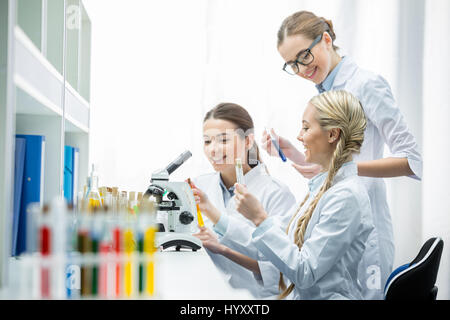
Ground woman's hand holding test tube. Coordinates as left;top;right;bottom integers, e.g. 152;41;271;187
187;178;205;227
261;128;322;179
193;226;225;254
261;128;298;161
188;181;222;225
234;183;268;227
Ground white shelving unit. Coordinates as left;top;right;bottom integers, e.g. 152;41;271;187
0;0;92;289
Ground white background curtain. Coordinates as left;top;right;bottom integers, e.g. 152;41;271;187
84;0;450;299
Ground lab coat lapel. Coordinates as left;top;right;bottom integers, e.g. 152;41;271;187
208;172;227;214
332;56;358;90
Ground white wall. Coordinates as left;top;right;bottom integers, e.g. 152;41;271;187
83;0;449;299
386;0;424;275
422;0;450;300
84;0;208;191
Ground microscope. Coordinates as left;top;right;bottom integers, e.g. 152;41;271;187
144;151;202;251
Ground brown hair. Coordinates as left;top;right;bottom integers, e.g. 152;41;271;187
277;10;339;51
204;102;262;167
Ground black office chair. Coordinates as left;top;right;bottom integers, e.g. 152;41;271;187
384;237;444;300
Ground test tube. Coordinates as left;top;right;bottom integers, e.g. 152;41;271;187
187;178;204;228
141;200;156;296
77;202;92;298
113;216;122;298
91;207;102;297
144;224;156;296
39;205;51;299
129;191;137;214
123;228;134;297
98;206;111;298
50;198;68;299
265;127;287;162
235;158;245;185
137;192;143;207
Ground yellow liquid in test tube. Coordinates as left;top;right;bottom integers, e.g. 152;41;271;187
124;229;134;297
144;227;156;295
187;178;205;228
235;158;245;185
196;205;204;227
89;198;101;208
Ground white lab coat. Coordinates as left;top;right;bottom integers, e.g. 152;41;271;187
251;162;374;300
192;162;296;298
326;57;423;299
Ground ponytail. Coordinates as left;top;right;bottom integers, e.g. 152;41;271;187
277;11;339;51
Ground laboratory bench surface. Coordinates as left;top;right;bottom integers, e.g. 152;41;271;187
156;249;254;299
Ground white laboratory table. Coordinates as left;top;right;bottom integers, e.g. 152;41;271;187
155;248;254;300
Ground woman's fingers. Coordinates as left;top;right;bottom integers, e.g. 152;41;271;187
261;130;275;155
193;232;209;241
270;128;279;139
234;182;247;194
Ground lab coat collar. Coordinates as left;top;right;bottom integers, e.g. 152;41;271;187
308;161;357;193
316;56;347;93
208;172;229;214
244;161;267;185
308;171;327;194
331;56;358;89
219;175;235;194
333;161;358;184
218;160;266;189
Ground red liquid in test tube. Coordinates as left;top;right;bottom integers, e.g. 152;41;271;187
99;242;110;297
40;225;51;298
113;228;121;297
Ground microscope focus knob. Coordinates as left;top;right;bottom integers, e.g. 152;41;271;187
145;185;164;196
167;192;178;200
179;211;194;225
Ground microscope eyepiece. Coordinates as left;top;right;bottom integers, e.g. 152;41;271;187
165;150;192;175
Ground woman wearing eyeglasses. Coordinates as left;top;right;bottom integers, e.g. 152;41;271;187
262;11;422;299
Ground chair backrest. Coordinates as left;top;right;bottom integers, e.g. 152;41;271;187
384;237;444;300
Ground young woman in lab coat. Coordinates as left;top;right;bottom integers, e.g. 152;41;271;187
197;90;374;299
261;11;423;299
190;102;296;298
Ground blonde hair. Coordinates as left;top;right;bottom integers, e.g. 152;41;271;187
277;10;339;51
278;90;366;299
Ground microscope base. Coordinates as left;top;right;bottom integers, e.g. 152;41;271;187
156;232;202;251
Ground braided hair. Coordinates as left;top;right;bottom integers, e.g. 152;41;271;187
278;90;367;299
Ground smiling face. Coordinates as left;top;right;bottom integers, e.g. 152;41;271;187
297;103;338;168
203;118;249;174
278;32;335;85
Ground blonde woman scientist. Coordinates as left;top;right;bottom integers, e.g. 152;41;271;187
262;11;423;299
190;102;296;298
197;90;374;299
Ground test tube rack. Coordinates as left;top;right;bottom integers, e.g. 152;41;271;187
10;194;158;300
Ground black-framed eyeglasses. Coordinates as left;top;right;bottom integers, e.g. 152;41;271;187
282;34;323;75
